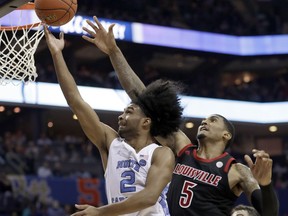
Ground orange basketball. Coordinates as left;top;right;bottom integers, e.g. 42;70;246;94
34;0;77;26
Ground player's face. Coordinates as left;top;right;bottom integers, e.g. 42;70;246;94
197;115;227;142
117;103;146;138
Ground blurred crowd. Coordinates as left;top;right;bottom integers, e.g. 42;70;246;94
0;130;103;178
77;0;287;36
36;60;288;102
185;69;288;102
0;130;102;216
33;0;288;103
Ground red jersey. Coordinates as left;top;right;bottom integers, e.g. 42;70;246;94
167;144;238;216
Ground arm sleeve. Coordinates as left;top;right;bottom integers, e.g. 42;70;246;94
251;189;263;215
261;183;279;216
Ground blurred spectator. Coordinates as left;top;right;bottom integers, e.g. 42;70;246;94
82;143;98;164
44;148;60;163
37;162;53;178
0;172;19;214
25;141;39;159
22;201;43;216
0;142;6;165
0;172;13;204
47;200;65;216
68;150;81;163
36;133;52;147
24;141;39;174
52;162;65;177
5;146;28;174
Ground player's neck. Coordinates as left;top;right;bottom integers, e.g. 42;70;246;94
197;142;225;159
125;135;154;153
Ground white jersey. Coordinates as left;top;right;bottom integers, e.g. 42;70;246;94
105;137;170;216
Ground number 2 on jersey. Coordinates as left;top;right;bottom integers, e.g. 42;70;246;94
120;170;136;193
179;180;197;208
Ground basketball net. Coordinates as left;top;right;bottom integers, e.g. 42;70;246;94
0;3;44;85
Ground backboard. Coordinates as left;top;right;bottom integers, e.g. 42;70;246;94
0;0;30;18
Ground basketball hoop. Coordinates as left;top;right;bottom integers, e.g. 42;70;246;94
0;2;44;85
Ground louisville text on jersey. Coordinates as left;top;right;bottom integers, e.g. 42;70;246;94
173;163;222;186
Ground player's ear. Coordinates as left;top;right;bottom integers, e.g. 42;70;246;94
223;131;232;141
142;117;152;129
143;117;152;127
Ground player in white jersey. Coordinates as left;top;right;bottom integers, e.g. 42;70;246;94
105;138;170;215
44;25;183;216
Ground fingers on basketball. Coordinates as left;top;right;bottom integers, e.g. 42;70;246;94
35;0;78;26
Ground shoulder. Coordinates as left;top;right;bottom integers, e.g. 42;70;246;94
162;145;175;152
109;137;124;147
152;146;175;165
229;162;256;184
154;146;175;157
232;163;250;172
230;163;250;176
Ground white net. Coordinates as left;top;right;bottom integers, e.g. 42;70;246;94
0;23;44;85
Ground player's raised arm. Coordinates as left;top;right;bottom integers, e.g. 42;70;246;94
229;163;263;215
44;26;116;158
82;16;145;101
82;16;192;153
245;149;279;216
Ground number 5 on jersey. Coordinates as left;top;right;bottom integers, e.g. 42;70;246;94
179;180;197;208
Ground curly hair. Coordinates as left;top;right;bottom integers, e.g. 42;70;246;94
132;79;183;137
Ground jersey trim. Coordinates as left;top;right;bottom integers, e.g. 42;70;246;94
224;157;236;173
177;144;195;157
193;149;229;162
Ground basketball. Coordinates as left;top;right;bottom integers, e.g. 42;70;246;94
34;0;78;26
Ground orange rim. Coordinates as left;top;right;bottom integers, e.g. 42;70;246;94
17;2;35;10
0;22;42;31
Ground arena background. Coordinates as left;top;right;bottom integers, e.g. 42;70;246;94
0;0;288;215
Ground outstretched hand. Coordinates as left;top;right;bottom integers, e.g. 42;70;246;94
44;25;65;55
244;149;273;186
82;16;117;55
71;204;100;216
